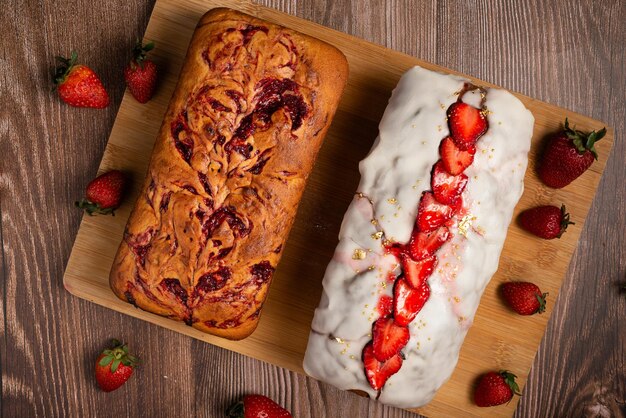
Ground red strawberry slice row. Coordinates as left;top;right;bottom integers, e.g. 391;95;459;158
408;226;451;260
440;136;476;176
363;342;403;391
371;317;410;362
431;160;468;206
417;191;458;232
401;255;437;288
447;101;488;150
393;278;431;327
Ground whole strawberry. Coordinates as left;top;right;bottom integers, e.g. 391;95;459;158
539;118;606;188
124;40;158;103
95;339;139;392
519;204;573;239
76;170;126;215
474;370;521;407
227;394;292;418
501;282;548;315
53;51;109;108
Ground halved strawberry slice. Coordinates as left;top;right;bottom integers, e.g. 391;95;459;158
408;226;451;260
431;160;468;206
417;191;457;232
372;317;410;362
401;255;437;288
393;278;430;326
363;342;403;391
447;101;488;150
440;137;476;176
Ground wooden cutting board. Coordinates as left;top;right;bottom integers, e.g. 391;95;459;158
62;0;614;416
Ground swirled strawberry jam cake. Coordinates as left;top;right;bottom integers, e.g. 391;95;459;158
303;66;534;407
109;8;348;340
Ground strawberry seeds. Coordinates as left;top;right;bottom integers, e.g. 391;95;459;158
362;83;489;391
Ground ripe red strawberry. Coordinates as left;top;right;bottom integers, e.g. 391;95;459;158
417;191;457;232
474;370;521;407
447;101;488;150
94;339;139;392
401;255;437;288
519;204;573;239
539;118;606;188
393;278;430;326
501;282;548;315
431;160;468;205
440;137;476;175
124;40;158;103
362;342;403;391
76;170;126;215
53;51;109;108
227;394;292;418
371;317;410;362
408;226;450;260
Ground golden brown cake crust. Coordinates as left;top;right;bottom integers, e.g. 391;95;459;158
109;8;348;340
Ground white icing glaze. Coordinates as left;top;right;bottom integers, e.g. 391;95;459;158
303;66;534;408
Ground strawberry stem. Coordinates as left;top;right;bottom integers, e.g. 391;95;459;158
499;370;522;396
535;292;548;314
53;51;78;87
75;199;116;216
131;39;155;70
557;205;574;238
225;400;245;418
564;118;606;160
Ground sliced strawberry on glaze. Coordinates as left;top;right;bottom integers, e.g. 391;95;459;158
377;295;393;317
440;136;476;176
431;160;468;206
447;101;488;150
401;255;437;288
408;226;451;260
393;278;430;327
372;317;410;362
363;342;403;391
417;191;457;232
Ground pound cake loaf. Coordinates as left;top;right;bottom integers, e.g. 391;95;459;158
110;8;348;340
304;66;534;407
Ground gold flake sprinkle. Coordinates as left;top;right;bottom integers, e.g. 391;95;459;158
356;192;364;198
454;296;461;303
440;103;446;109
368;265;376;271
387;198;397;204
393;213;399;218
352;249;367;260
411;124;416;128
340;348;347;355
371;219;378;226
498;121;502;125
427;337;431;341
380;215;385;220
437;125;443;132
458;213;474;238
350;355;356;359
381;282;387;289
335;337;345;344
458;316;466;323
371;231;383;240
421;141;427;145
417;342;421;349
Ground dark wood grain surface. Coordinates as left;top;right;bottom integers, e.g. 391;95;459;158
2;0;624;417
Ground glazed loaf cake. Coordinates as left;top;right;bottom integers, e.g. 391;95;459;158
110;8;348;340
304;66;534;407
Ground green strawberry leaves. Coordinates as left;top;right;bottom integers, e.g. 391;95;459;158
99;339;139;373
53;51;78;87
131;40;155;69
564;118;607;160
500;370;522;396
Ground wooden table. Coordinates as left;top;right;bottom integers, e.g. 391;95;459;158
2;0;624;416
